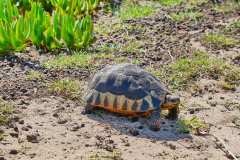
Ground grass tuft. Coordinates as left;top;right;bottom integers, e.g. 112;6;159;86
87;150;123;160
213;1;240;13
149;51;240;89
185;0;208;6
218;81;236;91
170;11;203;22
44;52;92;69
120;40;143;53
202;33;239;49
230;20;240;29
119;0;155;20
48;79;82;99
158;0;183;6
26;70;44;80
0;98;14;126
177;116;208;134
225;20;240;33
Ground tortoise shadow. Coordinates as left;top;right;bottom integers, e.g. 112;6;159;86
85;109;192;141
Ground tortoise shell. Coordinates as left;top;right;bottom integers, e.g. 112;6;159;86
85;63;170;115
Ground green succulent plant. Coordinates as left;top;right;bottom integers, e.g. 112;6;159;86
0;0;98;54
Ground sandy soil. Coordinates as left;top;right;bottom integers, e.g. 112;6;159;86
0;1;240;160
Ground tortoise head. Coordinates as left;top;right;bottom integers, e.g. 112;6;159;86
162;95;180;109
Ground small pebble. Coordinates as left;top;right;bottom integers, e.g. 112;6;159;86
52;112;59;118
27;133;40;143
13;126;19;133
189;110;195;114
19;120;24;124
57;119;68;124
70;125;80;132
9;132;18;138
209;101;217;107
12;116;20;122
27;125;32;129
22;126;29;131
9;149;18;155
125;143;130;147
0;157;5;160
29;153;36;159
169;144;177;150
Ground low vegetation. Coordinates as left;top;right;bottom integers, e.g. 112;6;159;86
0;98;14;127
95;18;145;37
95;18;124;36
44;50;141;69
225;20;240;33
48;79;82;99
26;70;44;80
0;0;99;54
202;33;239;49
213;1;240;13
229;20;240;29
218;81;236;91
150;51;240;89
87;150;123;160
44;52;92;69
185;0;208;6
97;39;143;54
158;0;183;6
170;10;203;22
119;0;155;20
177;116;208;134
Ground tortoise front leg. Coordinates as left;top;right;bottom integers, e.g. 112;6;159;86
148;109;161;131
166;106;179;120
82;104;95;114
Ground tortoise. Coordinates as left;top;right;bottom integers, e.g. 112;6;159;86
84;63;180;131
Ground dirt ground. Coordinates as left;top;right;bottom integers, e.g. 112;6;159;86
0;1;240;160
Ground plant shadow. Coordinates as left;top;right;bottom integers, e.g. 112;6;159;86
85;109;192;141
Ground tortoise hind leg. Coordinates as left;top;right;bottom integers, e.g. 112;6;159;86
166;106;179;120
148;109;161;131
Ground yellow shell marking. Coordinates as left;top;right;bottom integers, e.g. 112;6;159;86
105;92;115;106
132;99;142;112
116;95;126;110
126;99;135;112
90;91;155;115
99;92;106;106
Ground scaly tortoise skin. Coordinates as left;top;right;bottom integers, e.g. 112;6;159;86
84;63;180;131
